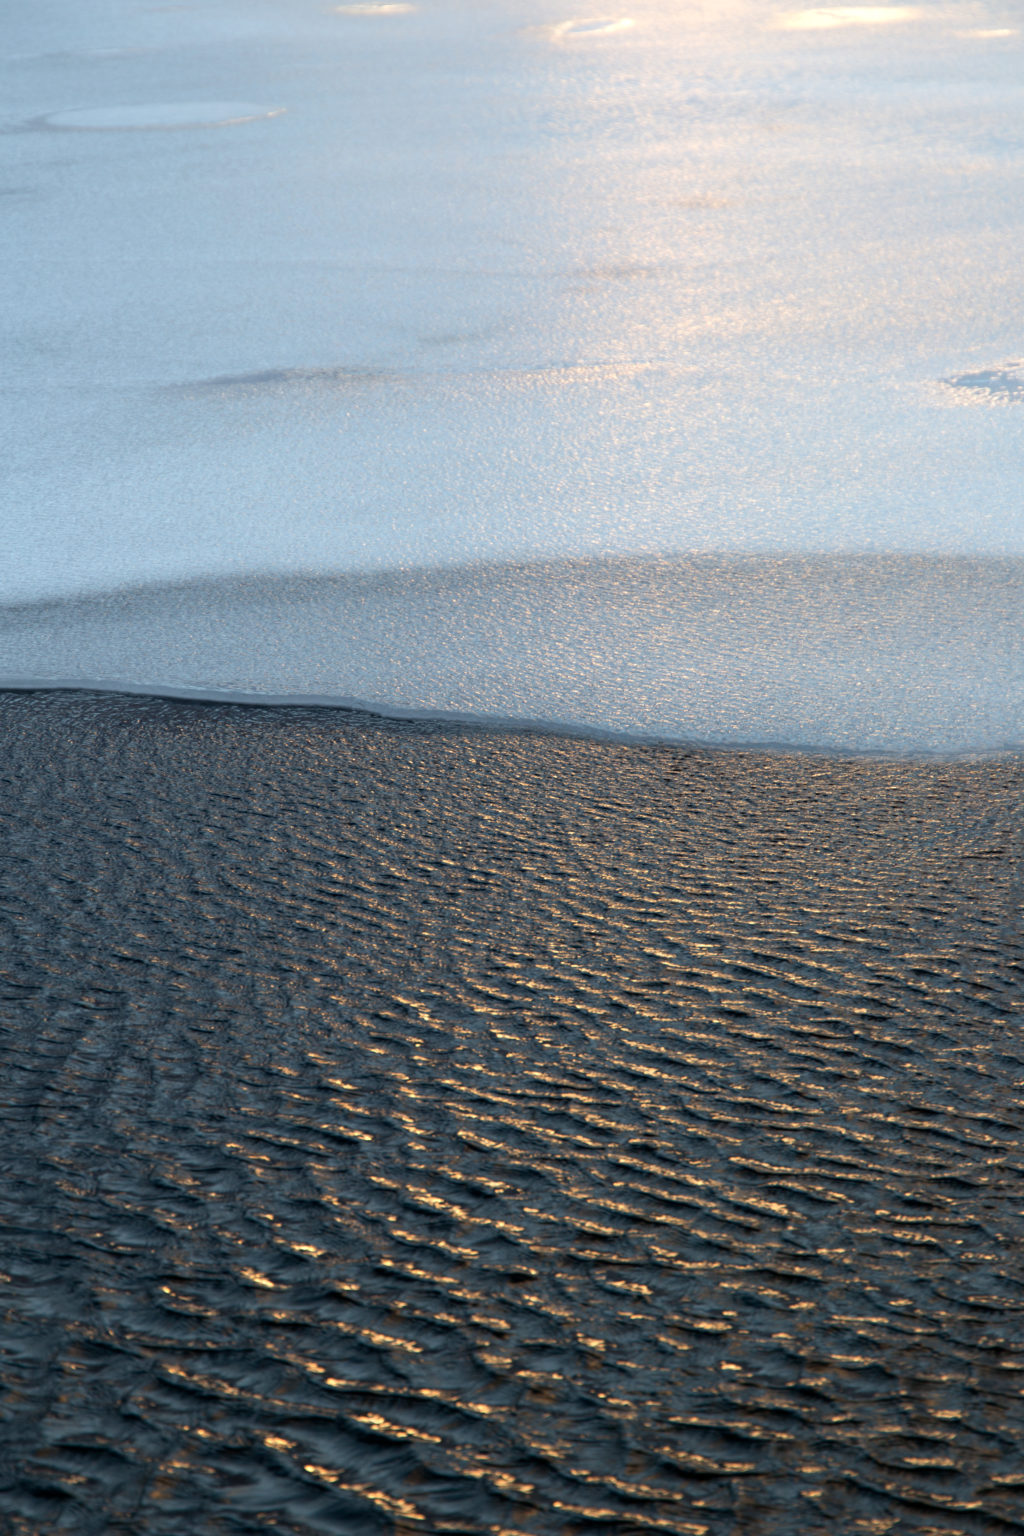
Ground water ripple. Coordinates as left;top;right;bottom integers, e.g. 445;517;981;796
0;690;1023;1533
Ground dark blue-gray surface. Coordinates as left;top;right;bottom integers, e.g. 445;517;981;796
1;691;1023;1533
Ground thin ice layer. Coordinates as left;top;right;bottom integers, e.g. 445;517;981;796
2;0;1023;746
3;554;1022;754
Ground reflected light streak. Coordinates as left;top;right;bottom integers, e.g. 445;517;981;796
775;5;922;26
333;2;416;13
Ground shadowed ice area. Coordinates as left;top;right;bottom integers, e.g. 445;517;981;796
3;0;1024;748
2;554;1024;753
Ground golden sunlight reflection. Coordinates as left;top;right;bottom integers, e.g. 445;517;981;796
774;5;922;26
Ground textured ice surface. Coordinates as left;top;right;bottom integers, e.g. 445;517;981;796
4;556;1023;754
3;0;1023;749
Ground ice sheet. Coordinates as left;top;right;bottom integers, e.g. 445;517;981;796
3;0;1023;749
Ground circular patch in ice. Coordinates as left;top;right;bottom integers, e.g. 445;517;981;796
39;102;285;131
550;17;636;38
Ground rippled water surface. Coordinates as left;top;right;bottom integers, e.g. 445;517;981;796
2;691;1024;1534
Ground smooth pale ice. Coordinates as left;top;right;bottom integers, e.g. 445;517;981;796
3;0;1024;751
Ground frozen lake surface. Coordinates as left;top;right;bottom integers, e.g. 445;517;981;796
3;0;1023;749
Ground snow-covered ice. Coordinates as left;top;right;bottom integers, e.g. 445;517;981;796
3;0;1023;750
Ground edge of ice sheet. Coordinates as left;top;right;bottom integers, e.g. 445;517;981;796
0;675;731;752
2;554;1024;759
0;675;1022;763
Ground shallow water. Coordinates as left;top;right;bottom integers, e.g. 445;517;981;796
2;691;1023;1534
3;0;1024;748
